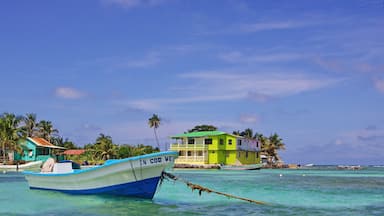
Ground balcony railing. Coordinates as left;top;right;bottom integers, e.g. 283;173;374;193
170;144;208;150
170;143;259;152
175;156;208;164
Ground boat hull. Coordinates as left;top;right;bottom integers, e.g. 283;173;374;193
24;151;178;199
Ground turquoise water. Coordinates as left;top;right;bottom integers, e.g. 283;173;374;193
1;166;383;215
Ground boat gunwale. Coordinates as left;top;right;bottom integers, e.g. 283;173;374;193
23;151;178;177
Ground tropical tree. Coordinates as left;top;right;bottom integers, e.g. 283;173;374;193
117;144;133;159
260;133;286;166
268;133;286;162
241;128;255;139
93;133;117;161
37;120;59;142
148;114;161;149
0;113;23;163
21;113;38;138
232;130;241;136
188;124;217;132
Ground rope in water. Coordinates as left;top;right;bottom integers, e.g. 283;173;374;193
161;171;268;205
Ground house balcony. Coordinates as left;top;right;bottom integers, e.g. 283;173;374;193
169;143;208;151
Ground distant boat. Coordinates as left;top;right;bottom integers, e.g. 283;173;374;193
337;165;362;170
220;164;262;170
304;163;314;167
0;161;43;172
23;151;178;199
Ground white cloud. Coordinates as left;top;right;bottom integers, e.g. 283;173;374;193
373;78;384;93
219;51;303;63
181;71;342;98
55;87;86;99
122;52;160;67
121;71;342;111
123;94;242;111
240;21;310;32
239;114;259;124
102;0;166;9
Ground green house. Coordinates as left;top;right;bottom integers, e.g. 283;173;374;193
16;137;66;162
170;131;260;165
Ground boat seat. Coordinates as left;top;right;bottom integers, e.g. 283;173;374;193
41;158;55;173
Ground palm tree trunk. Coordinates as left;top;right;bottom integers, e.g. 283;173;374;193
154;128;160;150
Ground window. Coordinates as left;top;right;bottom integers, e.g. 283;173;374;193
197;151;203;156
188;138;195;144
204;138;212;145
219;139;224;145
238;139;242;146
228;139;232;145
246;151;249;158
187;151;192;156
37;147;49;155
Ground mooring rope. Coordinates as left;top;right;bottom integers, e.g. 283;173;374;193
161;171;268;205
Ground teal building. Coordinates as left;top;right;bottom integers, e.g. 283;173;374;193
16;137;66;162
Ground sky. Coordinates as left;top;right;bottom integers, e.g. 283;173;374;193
1;0;383;165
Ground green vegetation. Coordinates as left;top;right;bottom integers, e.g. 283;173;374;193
0;113;24;164
188;124;217;132
0;112;159;165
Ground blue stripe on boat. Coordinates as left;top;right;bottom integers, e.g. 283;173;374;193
29;176;161;199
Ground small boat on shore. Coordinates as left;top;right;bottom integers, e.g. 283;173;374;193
0;161;43;172
220;164;262;170
337;165;362;170
23;151;178;199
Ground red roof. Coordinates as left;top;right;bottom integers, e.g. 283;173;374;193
28;137;66;149
63;149;86;155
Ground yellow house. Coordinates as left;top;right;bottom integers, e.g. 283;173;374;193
169;131;260;165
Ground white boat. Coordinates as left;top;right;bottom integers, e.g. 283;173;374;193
337;165;362;170
0;161;43;172
220;164;262;170
23;151;178;199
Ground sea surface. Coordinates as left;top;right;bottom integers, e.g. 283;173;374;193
0;166;383;216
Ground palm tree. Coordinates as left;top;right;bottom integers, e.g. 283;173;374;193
232;130;241;136
93;133;117;161
37;120;59;142
0;113;23;163
268;133;286;162
240;128;255;139
21;113;38;137
148;114;161;149
260;133;285;166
